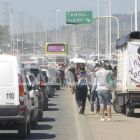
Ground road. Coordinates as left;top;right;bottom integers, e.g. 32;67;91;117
0;87;140;140
0;87;80;140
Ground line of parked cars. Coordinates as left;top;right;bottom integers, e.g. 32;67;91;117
0;54;61;138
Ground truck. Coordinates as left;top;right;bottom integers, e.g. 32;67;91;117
113;31;140;117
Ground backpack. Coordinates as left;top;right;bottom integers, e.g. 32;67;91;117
78;76;88;88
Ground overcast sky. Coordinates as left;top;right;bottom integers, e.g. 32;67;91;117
0;0;138;29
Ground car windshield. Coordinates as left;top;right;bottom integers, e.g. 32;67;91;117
47;69;56;76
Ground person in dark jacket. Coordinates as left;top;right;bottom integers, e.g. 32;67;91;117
76;71;88;114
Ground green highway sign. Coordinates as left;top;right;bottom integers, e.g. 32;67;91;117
66;11;93;24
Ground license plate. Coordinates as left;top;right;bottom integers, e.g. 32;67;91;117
0;92;15;105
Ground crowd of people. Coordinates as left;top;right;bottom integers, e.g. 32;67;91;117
57;61;117;122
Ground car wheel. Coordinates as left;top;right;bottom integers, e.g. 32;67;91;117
18;123;28;138
27;121;31;135
38;110;43;121
52;87;55;96
49;87;54;98
113;98;123;113
31;119;38;129
43;100;48;110
57;85;60;90
126;106;134;117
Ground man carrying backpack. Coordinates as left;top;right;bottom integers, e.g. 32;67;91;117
77;70;88;114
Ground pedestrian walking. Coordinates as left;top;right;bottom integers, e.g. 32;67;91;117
94;62;112;121
76;70;88;114
66;65;77;94
89;64;100;114
58;65;65;87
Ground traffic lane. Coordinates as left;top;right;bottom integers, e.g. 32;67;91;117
0;88;78;140
0;117;56;140
0;94;57;139
84;101;140;140
47;88;78;140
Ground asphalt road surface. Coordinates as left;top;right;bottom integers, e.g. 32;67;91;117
0;88;79;140
1;87;140;140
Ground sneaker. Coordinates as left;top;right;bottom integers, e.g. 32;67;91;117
96;111;100;115
100;118;105;122
107;118;111;121
79;106;82;114
90;111;94;115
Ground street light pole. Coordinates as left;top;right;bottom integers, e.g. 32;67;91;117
94;16;119;59
32;16;35;54
97;0;100;60
55;9;61;42
9;9;14;54
123;22;126;35
131;8;133;32
72;25;75;54
135;0;138;31
108;0;112;60
95;16;119;39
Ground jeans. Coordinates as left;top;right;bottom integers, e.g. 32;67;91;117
75;86;88;113
90;91;100;112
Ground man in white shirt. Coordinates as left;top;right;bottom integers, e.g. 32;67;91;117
94;62;112;121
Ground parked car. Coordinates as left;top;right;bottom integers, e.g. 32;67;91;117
25;72;39;128
47;67;61;90
23;64;48;111
26;71;44;121
0;55;31;138
41;68;55;98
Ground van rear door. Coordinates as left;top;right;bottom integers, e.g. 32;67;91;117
0;61;19;106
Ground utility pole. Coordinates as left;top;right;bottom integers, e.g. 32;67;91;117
32;16;35;54
55;9;61;42
108;0;112;60
135;0;138;31
4;1;9;51
123;22;126;35
9;9;15;54
97;0;100;60
72;25;76;56
20;12;24;54
105;0;109;59
131;8;133;32
45;19;48;42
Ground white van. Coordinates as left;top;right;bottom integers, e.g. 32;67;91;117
0;54;31;138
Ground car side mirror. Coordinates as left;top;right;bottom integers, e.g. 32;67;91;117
27;83;32;91
45;76;48;82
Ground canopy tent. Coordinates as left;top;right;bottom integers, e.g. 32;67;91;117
70;58;86;64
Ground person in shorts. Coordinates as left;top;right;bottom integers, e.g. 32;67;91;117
95;62;112;121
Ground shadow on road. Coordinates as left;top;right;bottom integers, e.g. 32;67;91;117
28;133;56;139
48;103;57;106
109;119;132;122
47;108;59;111
53;94;59;98
0;133;56;140
37;124;52;130
42;117;55;122
134;113;140;118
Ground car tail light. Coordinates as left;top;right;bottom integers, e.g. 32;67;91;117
136;85;140;87
30;97;35;106
18;74;24;105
